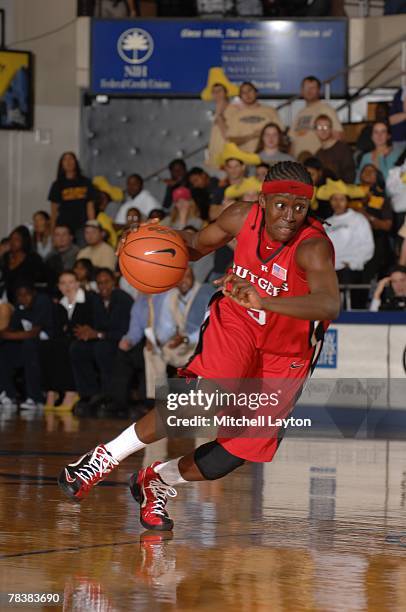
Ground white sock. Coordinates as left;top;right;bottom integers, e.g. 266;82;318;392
154;459;188;486
105;424;146;462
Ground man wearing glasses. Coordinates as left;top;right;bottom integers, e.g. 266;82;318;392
314;114;356;183
289;75;343;160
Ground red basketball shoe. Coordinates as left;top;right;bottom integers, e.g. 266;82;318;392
58;444;119;501
129;462;177;531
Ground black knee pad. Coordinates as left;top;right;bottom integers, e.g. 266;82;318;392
194;440;245;480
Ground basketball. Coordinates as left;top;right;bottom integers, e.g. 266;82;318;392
118;225;189;293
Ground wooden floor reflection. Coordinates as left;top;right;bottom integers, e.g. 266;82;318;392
1;408;406;611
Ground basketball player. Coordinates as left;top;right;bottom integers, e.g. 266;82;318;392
58;162;340;531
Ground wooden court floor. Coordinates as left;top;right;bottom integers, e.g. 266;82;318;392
1;408;406;611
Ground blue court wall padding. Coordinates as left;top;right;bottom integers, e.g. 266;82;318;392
304;320;406;411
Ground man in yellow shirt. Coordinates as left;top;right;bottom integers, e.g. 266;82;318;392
219;82;284;154
289;76;343;160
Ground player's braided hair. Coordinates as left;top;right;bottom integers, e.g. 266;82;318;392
264;161;313;185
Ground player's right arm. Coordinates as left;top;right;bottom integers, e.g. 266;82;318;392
178;202;250;261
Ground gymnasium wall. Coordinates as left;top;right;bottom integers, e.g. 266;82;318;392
1;10;406;227
301;316;406;411
0;0;79;234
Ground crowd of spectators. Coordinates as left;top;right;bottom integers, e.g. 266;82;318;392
1;75;406;412
77;0;347;19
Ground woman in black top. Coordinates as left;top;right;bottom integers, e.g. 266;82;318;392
1;226;48;303
40;270;95;411
48;152;97;246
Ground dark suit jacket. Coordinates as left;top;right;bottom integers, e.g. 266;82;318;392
53;291;95;338
93;289;133;341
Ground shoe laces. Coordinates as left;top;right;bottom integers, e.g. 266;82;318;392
76;446;118;485
147;478;177;517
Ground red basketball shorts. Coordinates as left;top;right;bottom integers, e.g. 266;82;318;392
180;294;316;463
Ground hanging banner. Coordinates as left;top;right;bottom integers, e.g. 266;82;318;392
0;50;33;130
91;18;347;97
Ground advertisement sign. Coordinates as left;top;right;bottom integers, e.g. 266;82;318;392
314;325;389;379
316;329;338;369
91;19;347;97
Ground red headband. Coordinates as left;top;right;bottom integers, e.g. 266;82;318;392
262;180;314;199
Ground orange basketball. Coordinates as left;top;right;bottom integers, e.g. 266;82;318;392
119;225;189;294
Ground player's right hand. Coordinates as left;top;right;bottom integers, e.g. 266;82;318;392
214;272;263;310
116;218;160;256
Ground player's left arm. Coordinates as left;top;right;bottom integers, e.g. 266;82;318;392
221;238;340;321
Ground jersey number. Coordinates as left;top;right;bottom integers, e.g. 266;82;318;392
247;308;266;326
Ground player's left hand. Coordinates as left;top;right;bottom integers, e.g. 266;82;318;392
214;273;263;310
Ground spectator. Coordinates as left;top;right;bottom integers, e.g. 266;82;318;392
389;87;406;149
169;187;204;230
265;0;340;15
357;122;399;182
156;0;196;16
370;265;406;311
40;270;94;411
255;163;270;183
115;174;160;224
320;181;374;306
184;226;215;283
143;267;215;398
289;75;343;159
148;209;167;222
46;225;80;283
76;221;116;271
125;207;142;226
256;122;295;165
304;156;330;186
220;82;284;153
0;284;53;408
304;156;338;219
200;67;239;169
109;294;166;412
385;152;406;233
210;143;261;219
0;302;13;332
355;102;390;166
32;211;53;260
1;226;48;303
224;176;262;202
119;276;141;303
116;208;142;246
162;159;188;210
93;0;139;18
73;258;97;292
92;175;124;219
314;114;355;183
187;166;224;221
48;151;96;245
70;268;133;402
95;191;118;248
197;0;263;15
356;164;393;280
399;223;406;264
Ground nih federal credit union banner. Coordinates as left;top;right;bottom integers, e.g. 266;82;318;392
91;19;347;97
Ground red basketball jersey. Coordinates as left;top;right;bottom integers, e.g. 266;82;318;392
227;203;334;357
